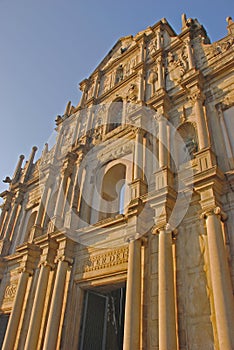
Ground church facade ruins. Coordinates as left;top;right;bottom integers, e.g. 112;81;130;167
0;15;234;350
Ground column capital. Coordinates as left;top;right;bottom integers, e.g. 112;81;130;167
152;223;178;236
14;190;25;205
55;237;75;266
189;90;206;104
37;235;59;269
16;243;41;275
125;233;143;243
200;206;228;222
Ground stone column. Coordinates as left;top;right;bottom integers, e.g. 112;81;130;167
157;226;177;350
2;244;40;350
25;237;58;350
42;239;73;350
157;115;168;168
185;39;195;69
217;104;234;168
51;154;77;230
123;237;142;350
156;57;164;89
156;30;162;50
137;72;145;102
191;91;209;150
133;128;144;180
203;207;234;350
93;71;101;98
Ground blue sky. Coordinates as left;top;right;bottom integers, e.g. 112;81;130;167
0;0;233;194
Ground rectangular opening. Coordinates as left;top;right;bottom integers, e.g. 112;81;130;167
79;284;126;350
0;314;10;348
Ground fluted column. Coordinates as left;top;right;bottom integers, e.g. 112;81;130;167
25;237;58;350
2;244;40;350
202;207;234;350
157;226;177;350
157;115;168;168
42;239;74;350
190;91;209;149
123;237;142;350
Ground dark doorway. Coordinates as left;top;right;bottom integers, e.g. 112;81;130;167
0;314;10;349
79;285;126;350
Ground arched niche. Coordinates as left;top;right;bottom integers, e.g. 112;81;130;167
106;98;123;133
24;210;38;242
98;161;130;221
175;122;198;167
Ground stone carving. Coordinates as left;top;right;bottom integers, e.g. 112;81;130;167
102;75;111;93
167;49;188;83
87;83;94;100
127;83;138;102
223;91;234;108
64;101;76;117
4;283;17;301
115;65;124;84
184;137;198;157
124;61;131;76
83;247;128;272
60;126;74;155
147;68;158;95
98;142;133;163
226;16;234;26
213;38;234;55
147;38;158;58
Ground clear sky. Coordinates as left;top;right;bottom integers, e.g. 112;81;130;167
0;0;233;195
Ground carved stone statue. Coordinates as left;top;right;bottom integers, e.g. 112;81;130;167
127;83;138;103
147;38;157;58
147;69;158;95
115;65;124;84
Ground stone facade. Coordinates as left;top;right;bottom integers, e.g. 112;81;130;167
0;14;234;350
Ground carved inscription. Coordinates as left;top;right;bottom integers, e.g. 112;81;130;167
83;247;128;272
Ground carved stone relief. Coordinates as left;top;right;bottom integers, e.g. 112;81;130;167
166;48;188;84
98;141;133;163
3;283;17;302
147;38;158;59
147;68;158;96
82;246;128;273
